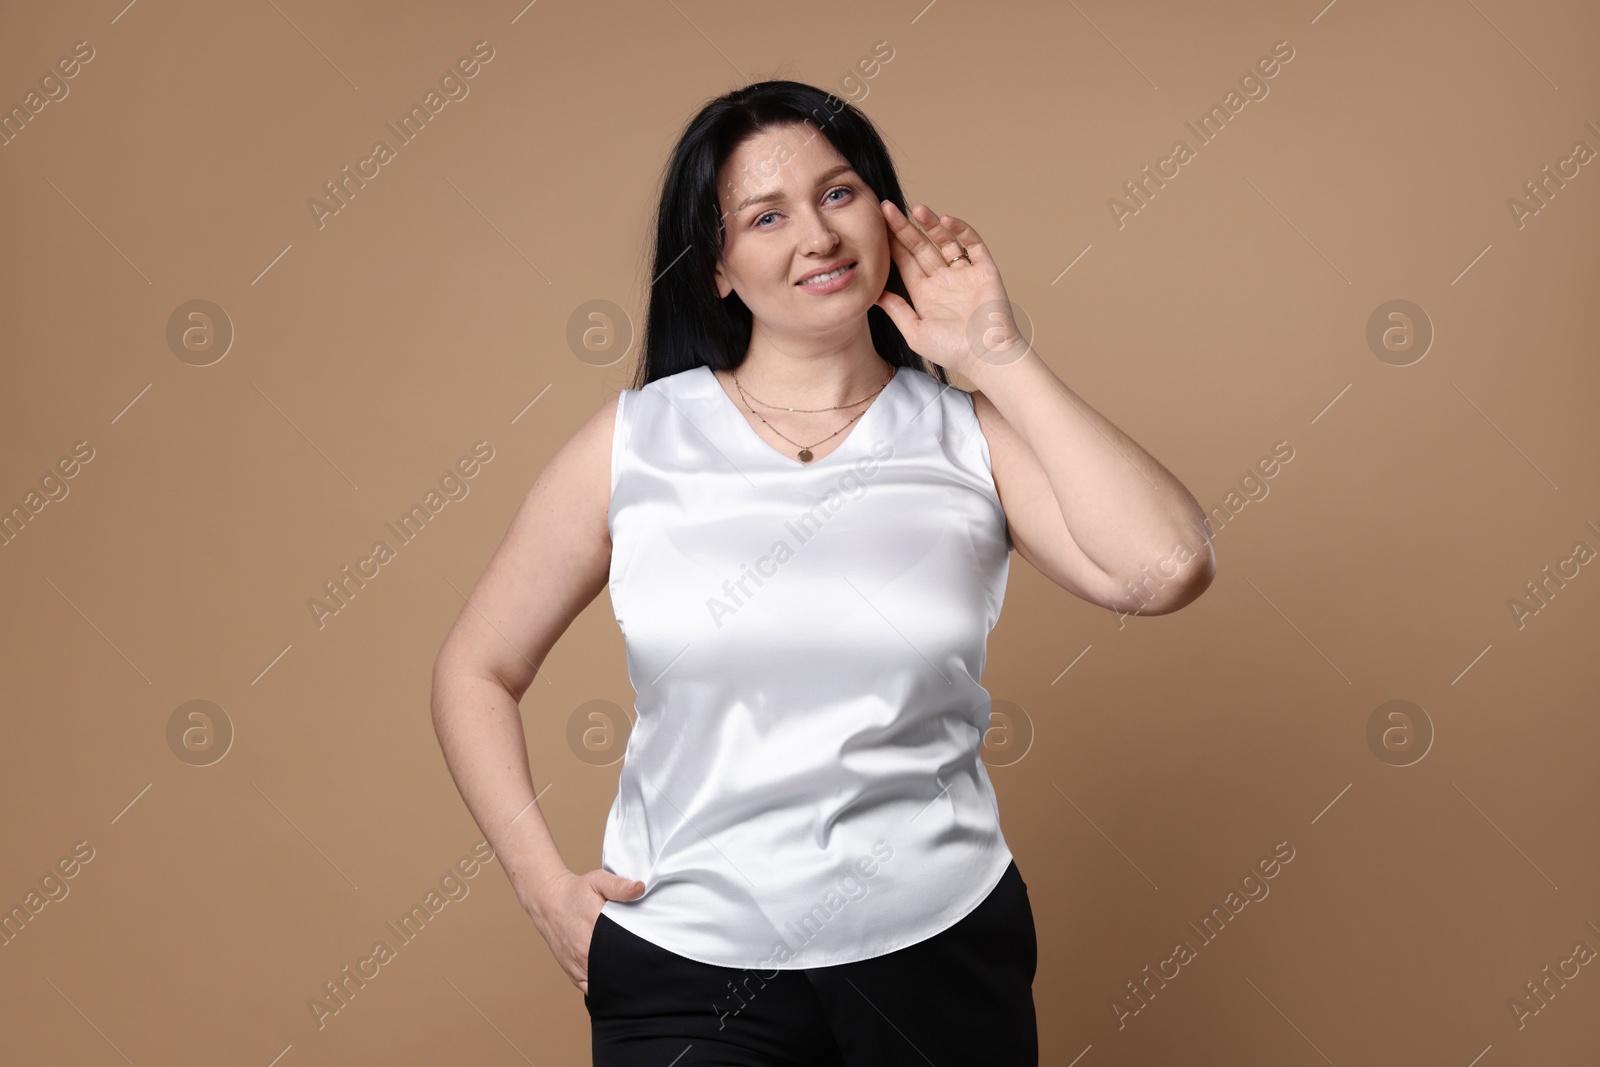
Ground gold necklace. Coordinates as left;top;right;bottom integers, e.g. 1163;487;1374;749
730;367;894;463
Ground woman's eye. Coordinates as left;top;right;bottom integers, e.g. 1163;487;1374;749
754;186;854;229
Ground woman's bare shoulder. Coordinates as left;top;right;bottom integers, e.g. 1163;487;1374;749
431;391;622;694
555;391;622;505
572;390;622;455
499;390;623;541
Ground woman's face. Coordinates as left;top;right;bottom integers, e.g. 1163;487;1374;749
712;122;891;344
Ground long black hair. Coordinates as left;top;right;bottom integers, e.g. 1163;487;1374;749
629;79;947;390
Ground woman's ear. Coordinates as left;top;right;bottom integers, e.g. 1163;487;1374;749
713;260;732;299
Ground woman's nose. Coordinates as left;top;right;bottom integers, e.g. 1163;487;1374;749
798;209;838;253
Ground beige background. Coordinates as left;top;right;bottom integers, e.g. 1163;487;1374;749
3;0;1598;1063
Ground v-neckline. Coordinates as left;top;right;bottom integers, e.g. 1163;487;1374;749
701;364;902;469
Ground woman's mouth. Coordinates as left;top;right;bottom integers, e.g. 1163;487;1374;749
796;261;857;292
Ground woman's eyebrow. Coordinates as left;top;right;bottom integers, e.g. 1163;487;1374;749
732;163;855;214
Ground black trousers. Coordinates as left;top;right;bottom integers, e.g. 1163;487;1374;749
586;859;1038;1066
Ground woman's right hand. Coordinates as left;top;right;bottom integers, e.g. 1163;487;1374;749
524;868;647;995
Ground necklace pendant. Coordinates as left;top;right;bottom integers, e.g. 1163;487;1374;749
797;448;814;463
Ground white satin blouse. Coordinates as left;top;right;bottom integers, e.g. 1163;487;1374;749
597;361;1014;968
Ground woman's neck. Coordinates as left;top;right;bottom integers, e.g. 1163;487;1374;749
732;329;892;409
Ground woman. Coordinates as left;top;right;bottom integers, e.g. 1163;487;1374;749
432;80;1215;1065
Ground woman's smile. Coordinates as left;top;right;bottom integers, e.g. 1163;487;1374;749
795;260;857;293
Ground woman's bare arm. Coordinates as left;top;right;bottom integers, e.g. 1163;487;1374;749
430;392;639;937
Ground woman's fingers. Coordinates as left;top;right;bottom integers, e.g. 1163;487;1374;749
910;202;965;262
881;199;946;280
938;213;991;268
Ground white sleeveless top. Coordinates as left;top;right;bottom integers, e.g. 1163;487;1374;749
598;361;1014;969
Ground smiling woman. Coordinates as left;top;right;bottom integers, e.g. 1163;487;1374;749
431;75;1212;1067
588;82;1037;1064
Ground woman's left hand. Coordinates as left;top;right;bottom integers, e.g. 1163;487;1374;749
873;200;1029;377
